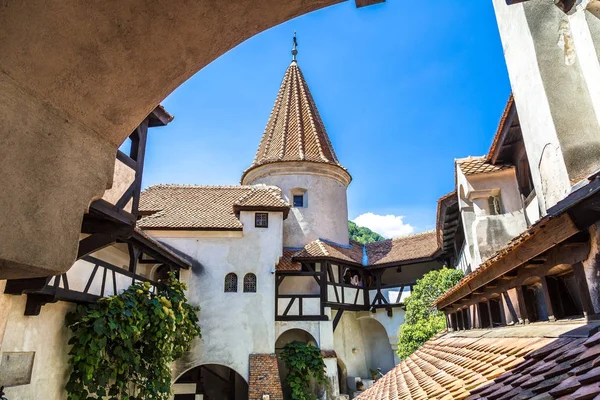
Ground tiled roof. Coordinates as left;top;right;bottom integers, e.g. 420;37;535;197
486;94;514;163
241;61;347;182
366;231;439;267
277;232;440;270
277;249;302;271
293;239;364;265
138;184;289;230
457;156;513;176
357;324;600;400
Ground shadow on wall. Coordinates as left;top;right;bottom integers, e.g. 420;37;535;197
359;318;395;374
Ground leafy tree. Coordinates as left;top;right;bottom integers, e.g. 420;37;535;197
348;221;386;244
280;341;327;400
65;273;201;400
397;267;463;360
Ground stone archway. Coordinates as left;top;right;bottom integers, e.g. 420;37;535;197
358;317;395;375
275;329;322;399
173;363;248;400
0;0;380;279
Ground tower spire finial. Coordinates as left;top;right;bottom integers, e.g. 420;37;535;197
291;31;298;62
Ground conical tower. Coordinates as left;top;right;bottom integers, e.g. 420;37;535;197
242;37;351;247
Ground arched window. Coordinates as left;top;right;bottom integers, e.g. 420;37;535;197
243;273;257;293
154;264;175;282
224;273;238;292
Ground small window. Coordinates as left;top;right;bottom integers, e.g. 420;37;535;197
243;273;257;293
224;273;238;292
488;195;503;215
293;195;304;208
154;264;176;282
255;213;268;228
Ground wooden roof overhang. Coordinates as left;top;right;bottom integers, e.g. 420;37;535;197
435;175;600;310
436;191;460;256
366;254;442;270
289;256;363;269
233;205;290;220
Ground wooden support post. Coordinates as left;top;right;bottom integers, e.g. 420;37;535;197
515;285;529;324
540;276;556;322
363;271;370;307
275;275;280;318
320;263;327;318
498;296;507;326
77;233;117;260
487;301;494;329
573;262;596;318
129;119;149;218
333;309;344;332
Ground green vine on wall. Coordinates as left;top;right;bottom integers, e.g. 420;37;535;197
280;341;327;400
65;273;201;400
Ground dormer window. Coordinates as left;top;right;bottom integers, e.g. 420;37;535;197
255;213;268;228
293;195;304;208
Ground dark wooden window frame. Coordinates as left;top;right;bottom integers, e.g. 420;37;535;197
243;273;257;293
255;212;268;228
224;273;238;293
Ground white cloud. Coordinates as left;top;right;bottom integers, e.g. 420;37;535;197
353;213;415;239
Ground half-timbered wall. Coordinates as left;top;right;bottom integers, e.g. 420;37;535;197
0;244;160;399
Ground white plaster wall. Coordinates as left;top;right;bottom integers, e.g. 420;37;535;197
457;168;528;267
152;211;284;381
101;159;135;212
357;310;403;369
1;297;74;399
249;172;349;248
0;242;158;398
275;318;335;350
334;312;369;380
492;0;573;209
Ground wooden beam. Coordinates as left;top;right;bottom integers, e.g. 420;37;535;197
540;276;556;322
77;234;117;260
437;213;579;309
333;309;344;332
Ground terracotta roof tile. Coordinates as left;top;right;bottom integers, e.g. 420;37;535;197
357;327;600;400
276;249;302;271
457;156;513;176
366;231;439;266
292;239;364;265
138;184;289;230
241;61;349;183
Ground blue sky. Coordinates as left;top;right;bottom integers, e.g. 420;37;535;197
142;1;511;237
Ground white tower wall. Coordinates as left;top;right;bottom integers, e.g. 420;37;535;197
244;162;350;248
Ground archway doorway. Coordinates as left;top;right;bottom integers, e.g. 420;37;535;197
275;329;321;399
359;318;395;375
173;364;248;400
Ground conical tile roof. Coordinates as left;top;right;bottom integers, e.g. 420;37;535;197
242;61;347;182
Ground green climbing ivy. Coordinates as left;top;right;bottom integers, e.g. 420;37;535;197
64;273;201;400
280;341;327;400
